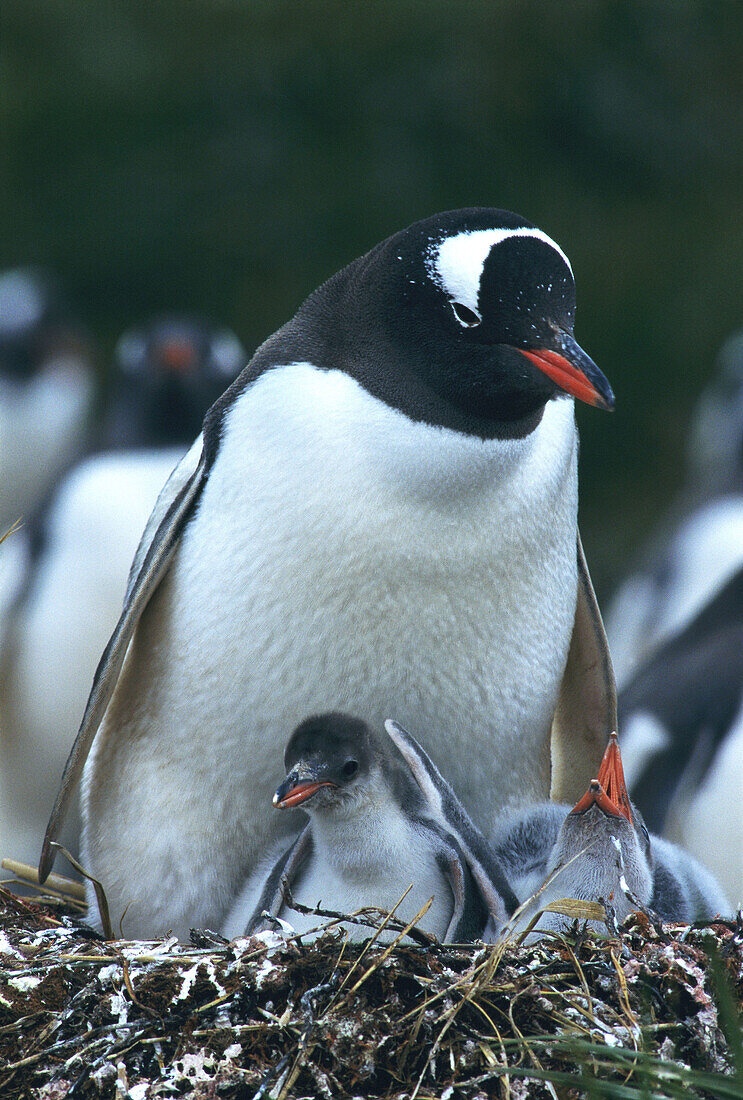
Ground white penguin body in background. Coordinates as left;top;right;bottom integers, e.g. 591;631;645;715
0;267;94;534
0;451;179;863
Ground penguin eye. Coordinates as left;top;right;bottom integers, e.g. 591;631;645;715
451;301;482;328
341;759;359;779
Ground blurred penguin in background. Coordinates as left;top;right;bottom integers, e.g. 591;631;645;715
0;316;246;865
687;330;743;496
604;330;743;908
0;266;95;536
607;330;743;686
617;565;743;907
98;316;247;452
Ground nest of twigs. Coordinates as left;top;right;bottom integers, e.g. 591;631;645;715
1;880;742;1100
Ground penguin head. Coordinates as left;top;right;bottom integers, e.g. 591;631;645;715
273;712;382;812
0;266;88;382
108;315;247;447
549;733;653;915
318;208;614;439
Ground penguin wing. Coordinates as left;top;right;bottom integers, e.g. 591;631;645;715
38;438;209;881
231;826;314;935
385;719;518;932
430;827;502;943
124;434;204;603
650;834;731;922
550;532;617;803
384;717;455;824
0;522;30;663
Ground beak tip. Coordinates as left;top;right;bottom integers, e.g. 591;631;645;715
587;379;615;412
519;339;614;412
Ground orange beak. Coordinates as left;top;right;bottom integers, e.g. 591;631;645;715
516;332;614;411
272;779;337;809
570;733;633;822
158;338;197;372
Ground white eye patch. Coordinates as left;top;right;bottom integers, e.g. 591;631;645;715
450;301;482;327
426;227;573;315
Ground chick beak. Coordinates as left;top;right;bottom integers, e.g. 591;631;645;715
570;733;633;822
272;767;337;809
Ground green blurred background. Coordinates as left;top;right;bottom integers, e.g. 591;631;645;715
2;0;742;599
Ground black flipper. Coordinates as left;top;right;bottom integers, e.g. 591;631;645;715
243;826;314;932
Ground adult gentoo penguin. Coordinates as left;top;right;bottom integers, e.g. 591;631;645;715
222;713;517;943
40;208;615;939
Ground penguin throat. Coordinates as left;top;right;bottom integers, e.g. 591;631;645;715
402;378;550;442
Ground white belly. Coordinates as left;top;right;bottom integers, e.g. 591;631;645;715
289;823;453;942
223;788;455;943
288;860;450;942
83;363;579;937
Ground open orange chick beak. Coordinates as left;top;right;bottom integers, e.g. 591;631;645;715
569;733;633;822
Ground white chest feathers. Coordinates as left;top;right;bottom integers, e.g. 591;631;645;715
160;363;578;817
295;818;451;940
224;772;454;942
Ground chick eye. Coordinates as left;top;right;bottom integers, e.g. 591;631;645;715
451;301;482;328
342;759;359;779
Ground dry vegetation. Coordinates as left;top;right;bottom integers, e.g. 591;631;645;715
1;883;742;1099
